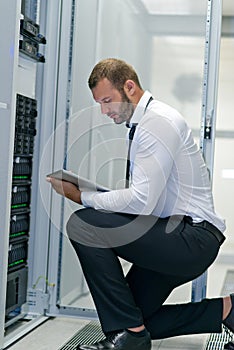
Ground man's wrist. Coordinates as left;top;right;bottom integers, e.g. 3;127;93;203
66;189;82;204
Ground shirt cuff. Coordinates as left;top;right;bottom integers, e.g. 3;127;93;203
81;191;97;207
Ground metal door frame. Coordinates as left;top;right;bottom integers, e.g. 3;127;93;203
44;0;224;316
192;0;223;302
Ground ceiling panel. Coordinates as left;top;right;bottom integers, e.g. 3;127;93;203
140;0;234;16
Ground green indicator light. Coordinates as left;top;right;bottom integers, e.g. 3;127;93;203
11;204;27;209
10;231;27;238
13;176;29;179
8;259;25;267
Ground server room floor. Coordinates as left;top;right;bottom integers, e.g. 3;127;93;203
8;258;234;350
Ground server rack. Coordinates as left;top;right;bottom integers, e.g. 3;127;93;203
6;94;37;320
4;0;48;322
0;1;51;348
0;0;76;347
0;2;23;347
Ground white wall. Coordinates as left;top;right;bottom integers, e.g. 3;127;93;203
151;36;205;130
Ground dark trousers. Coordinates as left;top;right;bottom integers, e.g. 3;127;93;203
66;208;223;339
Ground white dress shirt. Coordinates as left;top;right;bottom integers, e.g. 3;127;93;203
81;91;226;233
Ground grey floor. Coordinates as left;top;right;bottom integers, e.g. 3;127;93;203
7;259;234;350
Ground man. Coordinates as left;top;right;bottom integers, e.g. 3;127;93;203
47;58;234;350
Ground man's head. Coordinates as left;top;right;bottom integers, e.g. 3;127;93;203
88;58;142;92
88;58;144;124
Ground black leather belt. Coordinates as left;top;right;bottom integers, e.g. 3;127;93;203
184;216;225;246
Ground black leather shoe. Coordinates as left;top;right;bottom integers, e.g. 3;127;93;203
76;329;151;349
223;294;234;333
224;341;234;350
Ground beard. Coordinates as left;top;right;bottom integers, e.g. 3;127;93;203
112;93;135;125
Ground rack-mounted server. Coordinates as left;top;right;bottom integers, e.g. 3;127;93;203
6;94;37;319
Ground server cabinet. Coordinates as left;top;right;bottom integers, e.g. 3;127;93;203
0;0;66;348
0;2;22;347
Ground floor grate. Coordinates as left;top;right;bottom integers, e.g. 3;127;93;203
204;326;233;350
59;321;104;350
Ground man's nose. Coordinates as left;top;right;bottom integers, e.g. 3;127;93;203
100;103;110;115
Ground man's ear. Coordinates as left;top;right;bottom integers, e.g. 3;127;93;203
123;80;136;98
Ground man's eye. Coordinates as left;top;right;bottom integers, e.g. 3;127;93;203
104;99;111;103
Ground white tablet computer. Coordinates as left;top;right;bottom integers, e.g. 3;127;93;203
47;169;110;192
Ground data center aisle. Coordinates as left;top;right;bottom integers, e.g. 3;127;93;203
8;259;234;350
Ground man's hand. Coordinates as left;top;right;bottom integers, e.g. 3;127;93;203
46;177;82;204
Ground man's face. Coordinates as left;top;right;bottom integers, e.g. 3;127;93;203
92;78;134;124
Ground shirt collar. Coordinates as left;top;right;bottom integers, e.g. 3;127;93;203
127;90;153;127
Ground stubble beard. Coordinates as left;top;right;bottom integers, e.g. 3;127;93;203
113;94;134;125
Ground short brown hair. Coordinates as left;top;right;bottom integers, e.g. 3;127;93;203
88;58;142;93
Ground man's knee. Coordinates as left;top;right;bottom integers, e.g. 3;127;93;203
66;210;77;241
66;207;109;247
66;208;91;241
